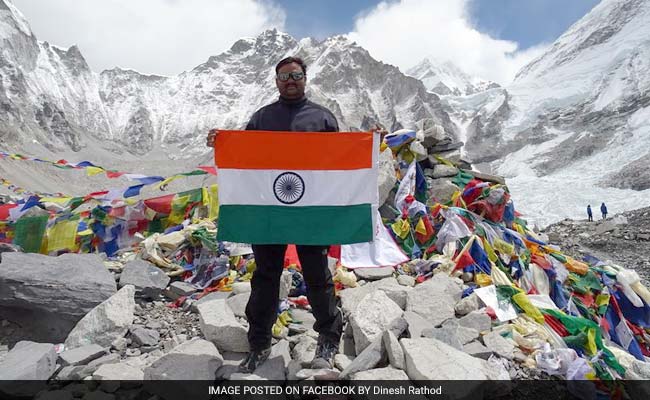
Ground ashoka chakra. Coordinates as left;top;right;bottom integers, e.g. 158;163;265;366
273;172;305;204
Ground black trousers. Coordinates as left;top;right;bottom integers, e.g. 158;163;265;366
245;244;343;350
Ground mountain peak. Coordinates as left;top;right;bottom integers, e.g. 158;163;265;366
406;58;497;96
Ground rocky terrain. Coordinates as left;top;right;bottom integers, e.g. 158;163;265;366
543;206;650;286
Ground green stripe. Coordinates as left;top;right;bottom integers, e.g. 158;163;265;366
217;204;372;245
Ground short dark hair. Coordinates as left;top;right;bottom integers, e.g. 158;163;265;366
275;56;307;75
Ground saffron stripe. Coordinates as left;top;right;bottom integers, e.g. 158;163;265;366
214;130;374;170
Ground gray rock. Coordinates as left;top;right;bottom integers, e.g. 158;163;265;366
65;285;135;349
93;363;144;380
131;327;160;347
426;178;460;203
430;164;459;179
226;292;250;318
406;274;461;326
397;275;416;287
290;308;316;331
428;141;463;153
353;266;394;281
215;351;246;380
595;220;617;235
231;282;251;294
455;293;481;316
458;310;492;332
340;336;385;379
292;335;317;366
401;337;488;397
198;299;248;352
378;147;398;206
334;354;353;371
168;281;197;297
403;311;435;338
350;366;410;380
287;359;303;380
295;368;340;380
190;291;231;313
460;169;506;185
55;365;87;380
81;353;121;375
59;344;105;366
111;337;128;352
0;253;116;343
350;291;403;354
482;331;515;360
144;339;223;381
0;341;57;380
439;319;480;345
118;259;170;299
383;330;405;370
339;277;411;314
279;270;293;300
463;341;493;360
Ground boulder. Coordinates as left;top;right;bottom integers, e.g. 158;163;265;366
64;285;135;349
430;164;459;179
401;338;488;397
350;291;403;354
405;274;461;326
226;292;250;318
0;341;57;380
426;178;460;204
198;299;249;352
353;266;395;281
190;291;231;313
58;344;106;366
0;253;116;343
339;336;385;379
118;259;169;299
383;330;405;370
403;311;435;338
458;310;492;333
455;293;481;316
482;331;515;360
339;277;411;315
144;339;223;381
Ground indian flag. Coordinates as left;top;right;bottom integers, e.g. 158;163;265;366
214;130;378;245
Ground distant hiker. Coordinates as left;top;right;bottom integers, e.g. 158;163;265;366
587;205;593;222
206;56;342;373
601;202;608;220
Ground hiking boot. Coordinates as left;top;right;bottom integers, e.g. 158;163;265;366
238;347;271;373
311;337;339;369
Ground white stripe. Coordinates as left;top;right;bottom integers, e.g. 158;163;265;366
218;168;377;206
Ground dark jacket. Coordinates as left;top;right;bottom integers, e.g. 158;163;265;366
601;203;608;214
587;206;592;216
245;96;339;132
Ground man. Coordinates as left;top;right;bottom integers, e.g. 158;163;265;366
587;205;593;222
206;56;343;373
601;202;608;220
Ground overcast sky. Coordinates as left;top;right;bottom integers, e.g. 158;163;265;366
12;0;600;84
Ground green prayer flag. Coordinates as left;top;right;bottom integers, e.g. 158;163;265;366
13;215;48;253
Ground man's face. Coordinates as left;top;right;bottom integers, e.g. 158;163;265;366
276;62;306;99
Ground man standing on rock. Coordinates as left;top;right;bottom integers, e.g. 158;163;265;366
206;56;342;373
601;202;608;220
587;205;593;222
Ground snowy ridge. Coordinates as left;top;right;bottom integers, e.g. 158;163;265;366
406;58;498;96
452;0;650;226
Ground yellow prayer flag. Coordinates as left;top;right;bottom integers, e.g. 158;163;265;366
46;219;79;252
40;197;72;204
85;166;104;176
415;217;427;235
391;218;410;240
493;238;514;255
168;194;190;225
586;328;597;355
512;292;545;324
482;238;498;263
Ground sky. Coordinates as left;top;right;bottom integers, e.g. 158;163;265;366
12;0;601;84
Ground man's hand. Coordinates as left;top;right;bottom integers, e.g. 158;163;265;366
206;129;218;148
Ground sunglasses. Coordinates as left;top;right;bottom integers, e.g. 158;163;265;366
277;71;305;82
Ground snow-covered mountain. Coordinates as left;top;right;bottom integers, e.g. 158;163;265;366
406;58;498;96
0;0;455;161
448;0;650;226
